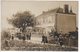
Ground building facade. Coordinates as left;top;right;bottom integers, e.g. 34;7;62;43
35;4;76;36
56;13;76;34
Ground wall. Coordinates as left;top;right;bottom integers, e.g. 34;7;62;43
35;13;56;36
56;13;76;34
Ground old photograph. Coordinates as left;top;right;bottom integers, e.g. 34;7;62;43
1;1;78;51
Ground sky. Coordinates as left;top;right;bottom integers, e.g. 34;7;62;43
1;1;78;30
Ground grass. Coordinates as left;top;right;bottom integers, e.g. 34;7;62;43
1;39;78;51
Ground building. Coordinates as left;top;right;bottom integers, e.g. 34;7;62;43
35;4;76;36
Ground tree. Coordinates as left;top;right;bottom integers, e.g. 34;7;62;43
1;30;11;40
69;31;78;39
8;11;35;32
1;30;11;48
49;29;60;38
67;31;78;47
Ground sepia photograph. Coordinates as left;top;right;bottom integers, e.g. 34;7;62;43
1;0;78;51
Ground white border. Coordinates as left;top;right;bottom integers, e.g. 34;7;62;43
0;0;79;52
0;0;1;51
78;0;80;52
1;0;79;2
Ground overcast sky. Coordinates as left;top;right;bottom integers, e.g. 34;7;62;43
1;1;78;30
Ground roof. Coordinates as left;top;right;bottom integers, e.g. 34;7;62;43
36;7;63;18
46;7;63;13
36;7;76;18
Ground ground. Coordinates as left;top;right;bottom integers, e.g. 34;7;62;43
1;35;78;51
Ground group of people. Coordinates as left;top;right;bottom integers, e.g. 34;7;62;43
54;35;64;47
21;33;31;41
41;35;48;44
5;32;64;47
17;32;64;47
4;33;32;47
16;32;31;40
41;34;64;47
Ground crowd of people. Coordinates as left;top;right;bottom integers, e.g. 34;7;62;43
41;34;64;47
4;32;69;48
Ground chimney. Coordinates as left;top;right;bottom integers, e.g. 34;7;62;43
64;4;69;13
70;6;73;13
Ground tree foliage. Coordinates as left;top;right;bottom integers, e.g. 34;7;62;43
8;11;35;32
1;30;11;40
69;31;78;39
49;29;60;37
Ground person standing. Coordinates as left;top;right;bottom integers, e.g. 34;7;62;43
11;34;14;40
26;33;29;40
5;39;9;47
29;33;31;40
59;35;64;47
26;34;28;40
41;35;45;43
45;36;48;43
41;35;48;44
23;34;26;41
54;36;59;44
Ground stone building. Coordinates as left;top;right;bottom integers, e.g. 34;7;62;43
35;4;76;36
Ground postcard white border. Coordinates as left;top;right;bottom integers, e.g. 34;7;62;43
0;0;79;52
